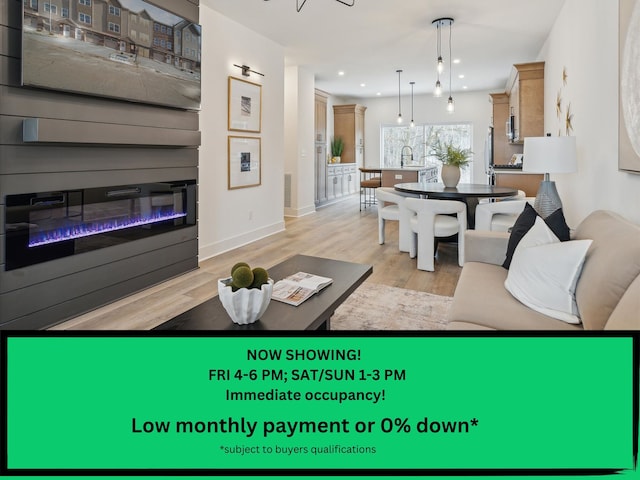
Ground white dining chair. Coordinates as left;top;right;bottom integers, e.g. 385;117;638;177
475;197;534;232
405;198;467;271
376;187;419;252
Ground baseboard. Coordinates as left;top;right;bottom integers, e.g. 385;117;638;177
198;220;286;261
284;204;316;218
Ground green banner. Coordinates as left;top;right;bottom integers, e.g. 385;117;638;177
3;334;637;476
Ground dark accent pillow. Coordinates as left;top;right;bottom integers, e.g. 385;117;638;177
502;203;570;269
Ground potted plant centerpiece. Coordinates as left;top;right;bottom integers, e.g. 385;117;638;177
330;136;344;163
431;138;473;188
218;262;273;324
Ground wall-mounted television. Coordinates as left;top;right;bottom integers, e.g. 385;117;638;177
22;0;201;110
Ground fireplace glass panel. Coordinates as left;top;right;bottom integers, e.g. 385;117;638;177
5;180;196;271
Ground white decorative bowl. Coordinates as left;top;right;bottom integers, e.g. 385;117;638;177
217;278;274;325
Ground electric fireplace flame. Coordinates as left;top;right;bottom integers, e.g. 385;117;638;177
28;211;188;247
5;180;197;271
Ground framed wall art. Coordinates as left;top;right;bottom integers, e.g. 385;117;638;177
228;76;262;133
619;0;640;173
228;136;261;189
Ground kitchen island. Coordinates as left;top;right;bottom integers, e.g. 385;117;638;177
379;165;439;187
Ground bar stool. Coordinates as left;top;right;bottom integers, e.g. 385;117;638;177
359;167;382;211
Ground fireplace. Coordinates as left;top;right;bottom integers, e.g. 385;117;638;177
5;180;197;271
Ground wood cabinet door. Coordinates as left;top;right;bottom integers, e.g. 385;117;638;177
315;145;327;203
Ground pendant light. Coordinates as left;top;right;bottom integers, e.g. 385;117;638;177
433;19;443;97
396;69;403;123
446;18;455;113
409;81;415;127
432;18;454;107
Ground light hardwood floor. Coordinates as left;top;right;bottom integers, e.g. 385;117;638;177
51;194;462;330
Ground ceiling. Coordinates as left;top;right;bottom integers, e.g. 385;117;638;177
202;0;564;98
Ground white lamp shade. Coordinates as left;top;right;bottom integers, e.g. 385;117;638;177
522;136;577;174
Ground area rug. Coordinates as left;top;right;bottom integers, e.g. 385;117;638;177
331;283;453;330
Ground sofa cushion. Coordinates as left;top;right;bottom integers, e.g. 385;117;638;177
573;211;640;330
502;203;570;269
504;217;592;324
448;261;582;330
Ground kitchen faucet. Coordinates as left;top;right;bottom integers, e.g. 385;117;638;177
401;146;413;167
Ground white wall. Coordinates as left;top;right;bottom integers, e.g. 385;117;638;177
198;6;286;260
342;91;493;184
539;0;640;226
284;66;316;217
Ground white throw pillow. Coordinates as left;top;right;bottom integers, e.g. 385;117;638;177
504;217;592;324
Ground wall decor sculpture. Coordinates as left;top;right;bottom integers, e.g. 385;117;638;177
620;0;640;173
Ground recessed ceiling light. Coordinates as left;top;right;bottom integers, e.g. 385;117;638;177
338;71;345;76
360;83;366;87
463;86;468;89
458;74;465;79
376;92;381;96
453;59;461;64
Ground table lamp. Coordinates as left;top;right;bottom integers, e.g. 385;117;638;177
523;135;577;218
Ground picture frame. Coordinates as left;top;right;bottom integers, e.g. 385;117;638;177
228;136;261;189
228;76;262;133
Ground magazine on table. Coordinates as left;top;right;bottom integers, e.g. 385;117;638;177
271;272;333;306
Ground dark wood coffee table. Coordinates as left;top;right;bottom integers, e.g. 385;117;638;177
153;254;372;330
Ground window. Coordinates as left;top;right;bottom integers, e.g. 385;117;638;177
44;3;56;14
160;25;166;33
29;0;38;9
108;22;120;33
109;6;120;16
160;39;165;47
176;30;181;38
381;123;473;183
79;12;91;24
185;32;190;41
79;0;91;5
153;37;159;46
62;7;69;17
154;23;160;32
167;41;172;50
167;27;172;35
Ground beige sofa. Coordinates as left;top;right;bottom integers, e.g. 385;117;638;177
447;210;640;330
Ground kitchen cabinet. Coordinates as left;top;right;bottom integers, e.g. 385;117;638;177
490;93;523;166
315;90;328;205
343;164;357;195
315;91;328;143
507;61;544;143
494;171;543;197
315;145;327;204
333;104;366;166
489;62;544;196
327;164;341;201
326;163;357;202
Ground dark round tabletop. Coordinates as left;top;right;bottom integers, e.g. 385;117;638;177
394;182;518;199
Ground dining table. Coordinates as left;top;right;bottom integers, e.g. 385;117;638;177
394;182;519;229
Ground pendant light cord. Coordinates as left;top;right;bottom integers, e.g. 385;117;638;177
448;23;452;96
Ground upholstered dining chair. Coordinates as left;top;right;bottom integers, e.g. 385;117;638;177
375;187;418;252
405;198;467;271
474;197;533;232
